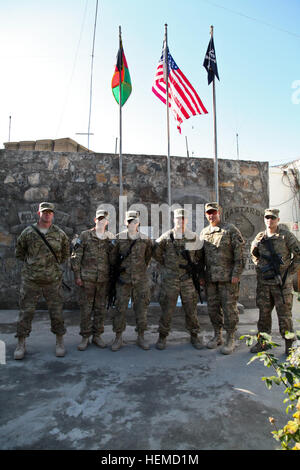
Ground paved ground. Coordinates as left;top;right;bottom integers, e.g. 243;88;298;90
0;298;300;451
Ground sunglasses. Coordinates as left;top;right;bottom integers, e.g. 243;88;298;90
206;210;217;215
265;215;277;220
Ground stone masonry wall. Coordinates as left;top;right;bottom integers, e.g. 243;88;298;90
0;149;269;308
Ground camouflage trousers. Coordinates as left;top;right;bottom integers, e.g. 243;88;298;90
158;278;200;336
16;278;66;338
112;280;150;334
78;281;109;337
206;281;239;333
256;281;294;338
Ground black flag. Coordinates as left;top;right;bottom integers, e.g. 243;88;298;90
203;37;219;85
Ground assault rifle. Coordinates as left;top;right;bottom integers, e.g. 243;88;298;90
259;237;288;304
107;239;137;309
170;232;203;304
179;249;204;304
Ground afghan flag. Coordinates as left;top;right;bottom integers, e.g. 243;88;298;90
111;39;132;106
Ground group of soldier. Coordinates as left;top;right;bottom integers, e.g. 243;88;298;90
13;200;300;360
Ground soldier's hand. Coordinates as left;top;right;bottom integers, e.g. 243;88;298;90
231;276;239;284
75;277;84;287
199;278;205;286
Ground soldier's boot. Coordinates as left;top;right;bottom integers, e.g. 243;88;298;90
190;333;204;350
14;337;26;360
77;336;90;351
285;339;294;356
92;335;106;348
111;333;123;352
156;334;167;350
56;335;66;357
206;330;223;349
137;332;150;350
250;337;268;353
221;332;235;355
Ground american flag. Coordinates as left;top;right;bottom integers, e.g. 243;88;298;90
152;46;208;133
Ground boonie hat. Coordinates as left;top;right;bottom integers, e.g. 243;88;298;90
205;202;220;212
39;202;55;212
264;208;279;218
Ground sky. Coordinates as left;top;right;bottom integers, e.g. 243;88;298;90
0;0;299;165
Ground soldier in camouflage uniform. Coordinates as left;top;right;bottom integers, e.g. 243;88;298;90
71;209;115;351
200;202;245;354
14;202;70;360
110;210;153;351
250;208;300;355
153;208;204;350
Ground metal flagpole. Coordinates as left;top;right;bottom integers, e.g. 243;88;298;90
164;24;171;220
210;25;219;204
119;26;123;197
87;0;99;151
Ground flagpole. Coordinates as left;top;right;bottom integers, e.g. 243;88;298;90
119;25;123;197
165;24;172;220
210;25;219;204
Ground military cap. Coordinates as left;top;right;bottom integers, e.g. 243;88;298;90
38;202;55;212
205;202;220;212
96;208;108;219
125;210;140;221
264;208;279;218
174;208;188;218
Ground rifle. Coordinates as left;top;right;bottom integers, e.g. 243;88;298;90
259;237;289;304
107;239;137;309
170;232;203;304
31;225;71;291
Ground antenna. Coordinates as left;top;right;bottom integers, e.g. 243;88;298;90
8;115;11;142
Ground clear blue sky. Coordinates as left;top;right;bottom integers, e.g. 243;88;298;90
0;0;299;164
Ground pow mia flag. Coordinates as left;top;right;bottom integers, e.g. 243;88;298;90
203;36;219;85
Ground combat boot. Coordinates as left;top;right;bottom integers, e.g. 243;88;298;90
111;333;123;352
56;335;65;357
285;339;294;356
14;337;26;360
221;332;235;355
191;333;204;350
206;330;223;349
250;336;269;353
92;335;106;348
137;332;150;350
77;336;90;351
156;334;167;350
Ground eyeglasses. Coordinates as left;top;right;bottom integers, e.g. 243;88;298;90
265;215;277;220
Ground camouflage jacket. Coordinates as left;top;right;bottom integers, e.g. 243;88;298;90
200;222;245;282
110;230;153;285
153;228;204;281
71;228;115;283
251;227;300;285
15;223;70;283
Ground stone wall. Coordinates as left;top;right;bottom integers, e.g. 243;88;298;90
0;149;268;308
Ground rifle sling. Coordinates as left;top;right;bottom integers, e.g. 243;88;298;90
31;225;71;290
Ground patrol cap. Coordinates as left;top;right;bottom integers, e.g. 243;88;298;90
174;208;188;218
38;202;55;212
264;208;279;218
125;210;140;221
96;209;108;219
205;202;220;212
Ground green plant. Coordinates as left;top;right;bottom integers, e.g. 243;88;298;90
241;331;300;450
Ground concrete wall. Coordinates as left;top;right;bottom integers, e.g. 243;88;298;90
0;149;268;308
